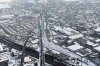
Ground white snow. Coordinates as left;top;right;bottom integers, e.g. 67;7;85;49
94;46;100;52
0;29;6;36
54;26;62;31
1;15;13;19
67;43;83;51
86;36;94;40
96;39;100;42
69;34;83;39
32;44;39;49
0;4;10;9
0;0;11;2
35;47;47;53
64;27;78;33
52;31;57;35
31;39;39;44
63;30;73;35
11;49;17;53
0;45;3;51
64;0;79;2
52;39;58;43
54;26;77;35
87;41;99;47
24;64;34;66
76;52;86;57
8;54;16;66
24;57;31;62
95;27;100;32
52;50;60;54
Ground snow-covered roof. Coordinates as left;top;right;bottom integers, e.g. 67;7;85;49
86;36;94;40
32;44;38;49
0;29;5;36
87;41;99;47
1;15;13;19
0;45;3;51
35;47;47;53
0;0;11;2
0;4;10;9
52;31;57;35
24;57;31;62
62;30;73;35
76;52;86;57
24;64;34;66
87;41;94;45
96;39;100;42
69;34;83;39
95;27;100;32
52;39;58;43
31;39;39;44
54;26;78;35
54;26;62;31
64;27;78;33
94;46;100;52
67;43;83;51
64;0;79;2
11;49;18;54
52;50;60;54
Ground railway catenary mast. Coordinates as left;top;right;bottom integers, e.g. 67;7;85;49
39;14;45;66
38;0;45;66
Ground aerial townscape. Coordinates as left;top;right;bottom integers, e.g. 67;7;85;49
0;0;100;66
